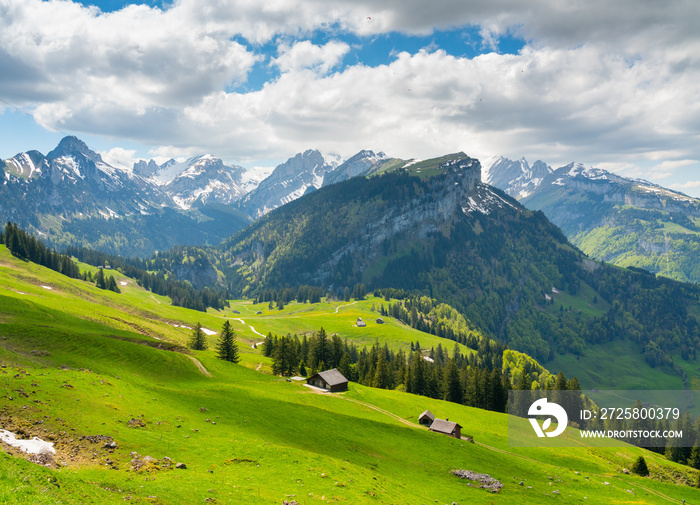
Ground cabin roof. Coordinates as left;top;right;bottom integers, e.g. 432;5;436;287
429;419;462;434
419;409;435;421
312;368;348;387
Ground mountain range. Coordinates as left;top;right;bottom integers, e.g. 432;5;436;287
483;156;700;283
4;136;700;287
0;137;387;257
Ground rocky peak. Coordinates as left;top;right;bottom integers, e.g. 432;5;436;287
133;159;160;178
47;136;103;164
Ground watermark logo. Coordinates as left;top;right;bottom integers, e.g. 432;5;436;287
528;398;568;438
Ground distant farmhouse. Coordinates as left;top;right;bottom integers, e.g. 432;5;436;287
306;368;348;392
376;317;385;324
418;410;435;426
356;317;366;327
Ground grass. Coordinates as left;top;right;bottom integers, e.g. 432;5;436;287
547;339;684;391
226;297;475;356
2;245;700;503
543;280;609;318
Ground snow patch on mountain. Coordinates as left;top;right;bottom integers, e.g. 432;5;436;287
462;184;521;215
240;166;275;193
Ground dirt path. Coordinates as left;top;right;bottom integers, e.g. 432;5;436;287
335;301;357;313
339;396;418;428
231;318;266;338
627;480;681;503
187;356;212;377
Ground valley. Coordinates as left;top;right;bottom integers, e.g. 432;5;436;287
3;143;700;504
2;245;699;504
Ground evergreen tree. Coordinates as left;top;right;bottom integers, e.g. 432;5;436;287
442;358;462;403
189;322;208;350
372;351;392;389
263;332;274;357
631;456;649;476
106;275;121;293
95;268;106;289
689;446;700;470
216;321;240;363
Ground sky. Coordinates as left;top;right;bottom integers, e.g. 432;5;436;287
1;0;699;196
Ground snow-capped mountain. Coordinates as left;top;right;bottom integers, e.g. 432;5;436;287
134;155;247;209
484;155;700;282
2;136;172;219
322;149;388;187
0;137;255;257
481;156;552;198
238;149;340;218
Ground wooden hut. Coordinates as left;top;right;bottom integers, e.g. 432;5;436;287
356;317;366;327
306;368;348;392
418;409;435;426
429;418;462;439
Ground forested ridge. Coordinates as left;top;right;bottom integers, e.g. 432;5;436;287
205;170;700;368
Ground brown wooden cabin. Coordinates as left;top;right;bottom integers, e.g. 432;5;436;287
418;409;435;426
306;368;349;392
429;418;462;439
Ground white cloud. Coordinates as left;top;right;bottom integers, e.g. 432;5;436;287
671;180;700;190
273;40;350;74
99;147;138;170
1;0;258;108
0;0;699;183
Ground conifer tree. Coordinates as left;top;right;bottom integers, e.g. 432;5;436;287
189;322;208;351
106;275;121;293
216;320;240;363
631;456;649;476
95;268;106;289
372;351;392;389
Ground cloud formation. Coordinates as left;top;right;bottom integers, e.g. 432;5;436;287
1;0;699;192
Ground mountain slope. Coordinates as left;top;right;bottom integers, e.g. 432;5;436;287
321;149;389;187
486;157;700;283
134;154;248;208
482;156;552;199
203;153;700;392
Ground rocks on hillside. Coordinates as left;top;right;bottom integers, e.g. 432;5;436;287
452;469;503;493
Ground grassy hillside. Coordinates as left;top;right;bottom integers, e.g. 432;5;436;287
2;246;700;504
571;207;700;284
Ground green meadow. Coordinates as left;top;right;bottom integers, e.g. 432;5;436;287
1;245;700;504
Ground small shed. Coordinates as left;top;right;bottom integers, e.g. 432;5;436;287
418;409;435;426
356;317;366;327
306;368;348;392
429;418;462;439
376;317;385;324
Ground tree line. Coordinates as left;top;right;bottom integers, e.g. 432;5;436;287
2;222;81;279
65;245;229;312
263;327;517;414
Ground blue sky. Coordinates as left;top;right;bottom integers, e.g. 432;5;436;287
1;0;699;196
